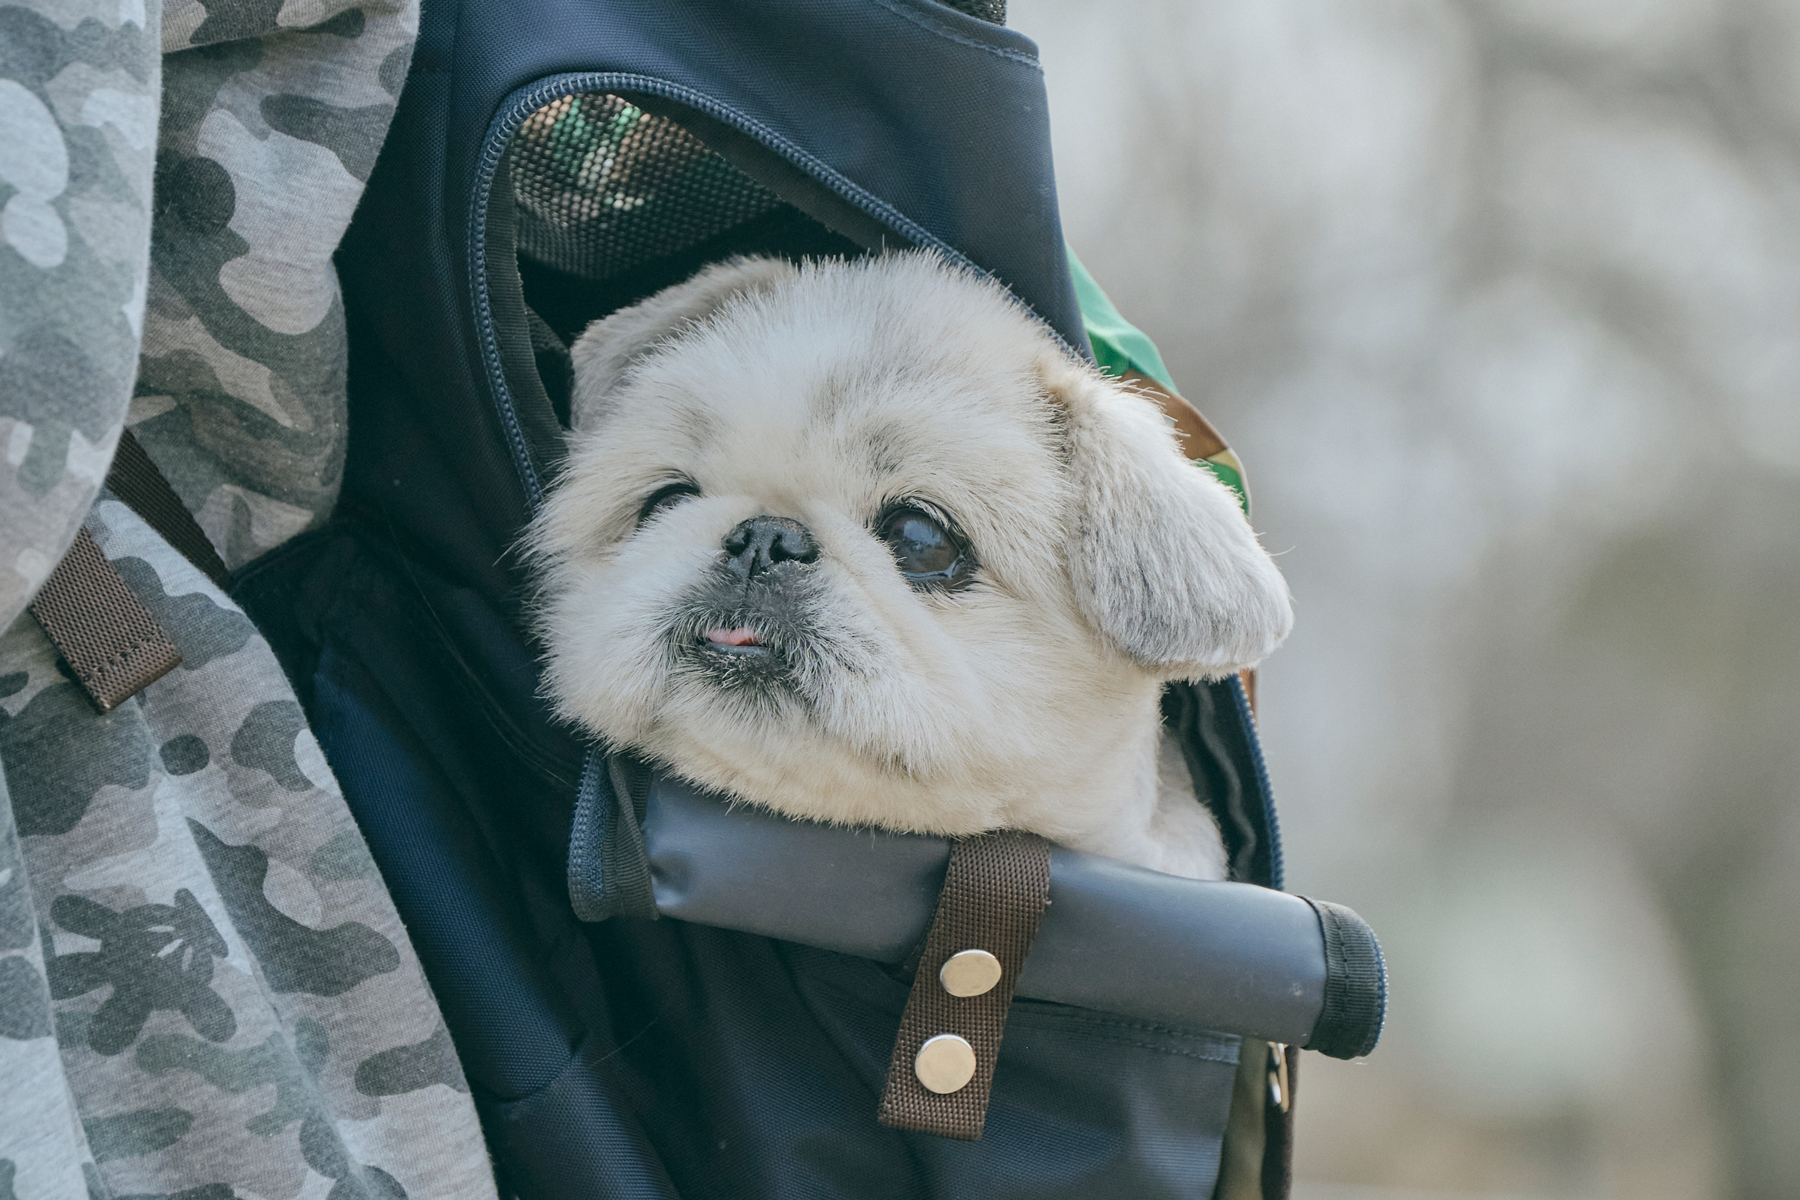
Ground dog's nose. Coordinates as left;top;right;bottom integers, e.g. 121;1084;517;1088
722;516;819;578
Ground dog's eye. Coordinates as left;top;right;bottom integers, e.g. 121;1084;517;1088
638;483;699;527
879;507;974;590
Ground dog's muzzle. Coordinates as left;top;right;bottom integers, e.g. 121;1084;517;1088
671;515;827;697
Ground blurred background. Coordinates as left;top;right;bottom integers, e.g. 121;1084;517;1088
1010;1;1800;1197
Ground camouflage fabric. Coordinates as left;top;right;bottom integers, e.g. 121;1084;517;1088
0;1;161;1191
0;0;160;630
1;501;499;1199
2;1;499;1195
132;0;415;569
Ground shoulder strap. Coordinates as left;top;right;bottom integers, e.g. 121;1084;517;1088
29;526;182;712
27;428;232;712
104;428;232;591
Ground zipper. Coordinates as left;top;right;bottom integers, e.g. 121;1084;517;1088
466;70;1084;515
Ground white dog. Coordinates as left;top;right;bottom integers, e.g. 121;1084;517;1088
527;252;1292;880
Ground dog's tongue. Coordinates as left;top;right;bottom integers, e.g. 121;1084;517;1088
704;627;762;647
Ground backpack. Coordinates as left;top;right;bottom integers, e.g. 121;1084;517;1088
3;1;1383;1196
234;2;1384;1195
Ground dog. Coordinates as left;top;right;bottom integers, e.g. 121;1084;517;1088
527;252;1292;880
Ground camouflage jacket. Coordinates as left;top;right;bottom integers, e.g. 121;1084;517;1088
0;1;499;1196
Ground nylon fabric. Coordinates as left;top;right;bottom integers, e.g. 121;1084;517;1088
1163;680;1283;889
567;750;657;922
878;831;1052;1140
29;526;182;712
105;430;232;591
238;526;588;1105
235;0;1320;1193
240;516;1258;1198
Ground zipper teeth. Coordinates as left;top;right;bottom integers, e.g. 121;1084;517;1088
1231;673;1282;891
469;79;580;509
469;71;1089;514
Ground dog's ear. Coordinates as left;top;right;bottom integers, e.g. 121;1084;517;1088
1045;353;1294;678
568;255;799;430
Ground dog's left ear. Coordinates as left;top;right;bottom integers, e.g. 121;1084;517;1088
568;255;799;431
1045;353;1294;678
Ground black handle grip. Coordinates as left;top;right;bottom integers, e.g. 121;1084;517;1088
628;774;1389;1056
1299;897;1387;1059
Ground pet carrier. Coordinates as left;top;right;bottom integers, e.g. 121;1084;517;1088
227;2;1387;1197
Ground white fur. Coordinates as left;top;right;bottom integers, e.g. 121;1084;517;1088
526;252;1292;879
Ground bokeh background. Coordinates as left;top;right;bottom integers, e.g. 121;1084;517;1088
1010;2;1800;1197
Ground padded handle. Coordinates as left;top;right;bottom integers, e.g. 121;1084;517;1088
637;774;1385;1057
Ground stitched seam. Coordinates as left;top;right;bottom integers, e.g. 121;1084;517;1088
80;638;165;687
863;0;1042;69
1014;1008;1244;1046
1014;1014;1241;1061
1051;1037;1239;1064
44;632;156;685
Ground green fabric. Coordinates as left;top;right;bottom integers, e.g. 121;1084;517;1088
1068;246;1250;514
1201;457;1248;512
1067;246;1177;390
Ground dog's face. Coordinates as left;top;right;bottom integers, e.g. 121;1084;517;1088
528;253;1291;838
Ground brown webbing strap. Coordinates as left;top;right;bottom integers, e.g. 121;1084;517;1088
1125;369;1229;463
26;427;225;713
877;830;1051;1141
105;427;231;591
1263;1044;1298;1200
29;526;182;712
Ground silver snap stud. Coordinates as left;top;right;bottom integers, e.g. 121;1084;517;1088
939;949;1003;998
914;1033;977;1094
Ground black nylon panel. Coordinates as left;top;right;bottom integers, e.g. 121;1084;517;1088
238;529;1250;1198
300;1;1309;1193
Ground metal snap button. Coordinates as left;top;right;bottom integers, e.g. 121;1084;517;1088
914;1033;977;1094
939;949;1002;998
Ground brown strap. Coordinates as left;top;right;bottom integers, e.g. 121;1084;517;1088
29;526;182;713
1123;369;1229;462
1261;1043;1298;1200
105;427;231;590
877;830;1051;1141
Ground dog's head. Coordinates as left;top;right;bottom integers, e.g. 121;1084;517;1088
527;252;1291;835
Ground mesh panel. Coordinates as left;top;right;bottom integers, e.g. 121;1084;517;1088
508;93;783;282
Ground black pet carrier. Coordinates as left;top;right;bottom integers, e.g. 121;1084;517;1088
232;2;1387;1196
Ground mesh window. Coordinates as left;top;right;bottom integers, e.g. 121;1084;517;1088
508;93;784;282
